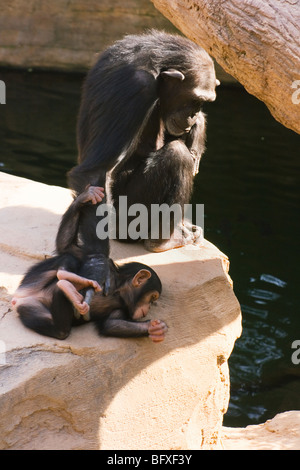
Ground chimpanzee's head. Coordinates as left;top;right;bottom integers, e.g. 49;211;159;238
158;46;219;137
117;262;162;319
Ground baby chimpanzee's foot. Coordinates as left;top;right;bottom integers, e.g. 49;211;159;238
57;279;90;318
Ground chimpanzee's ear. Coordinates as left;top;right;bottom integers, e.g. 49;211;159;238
132;269;152;287
160;69;185;81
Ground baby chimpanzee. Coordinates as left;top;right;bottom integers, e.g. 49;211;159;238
12;186;167;343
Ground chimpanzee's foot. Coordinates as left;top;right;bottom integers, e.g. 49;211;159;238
57;279;90;317
182;221;203;245
144;222;203;252
57;269;101;293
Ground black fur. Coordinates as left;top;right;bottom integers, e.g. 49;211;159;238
15;188;163;340
67;31;218;248
68;30;213;189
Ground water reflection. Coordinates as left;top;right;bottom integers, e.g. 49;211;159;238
0;69;299;427
193;85;300;426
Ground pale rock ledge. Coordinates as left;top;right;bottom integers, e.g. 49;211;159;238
222;411;300;450
0;172;242;450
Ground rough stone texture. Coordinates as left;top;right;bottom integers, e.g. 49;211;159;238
222;411;300;450
0;172;242;450
151;0;300;134
0;0;237;84
0;0;178;72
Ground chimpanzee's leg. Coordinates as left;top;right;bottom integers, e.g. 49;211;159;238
67;168;110;257
17;288;74;339
110;140;201;251
78;198;110;257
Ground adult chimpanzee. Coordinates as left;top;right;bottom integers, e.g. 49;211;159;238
12;186;166;342
68;30;219;252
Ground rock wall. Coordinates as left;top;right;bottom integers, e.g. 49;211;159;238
0;0;236;84
0;172;242;450
0;0;177;72
151;0;300;134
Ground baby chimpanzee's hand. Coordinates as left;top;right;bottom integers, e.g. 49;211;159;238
82;185;105;205
86;279;102;292
148;319;168;343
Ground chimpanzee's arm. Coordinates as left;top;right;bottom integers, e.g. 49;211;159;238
94;310;168;342
95;310;149;338
68;66;158;193
56;186;104;254
184;113;206;175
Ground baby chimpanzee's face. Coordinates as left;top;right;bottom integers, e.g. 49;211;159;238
132;290;160;320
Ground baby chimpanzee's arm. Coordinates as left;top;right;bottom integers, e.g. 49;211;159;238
94;310;168;342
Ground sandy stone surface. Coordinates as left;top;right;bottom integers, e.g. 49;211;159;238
222;411;300;450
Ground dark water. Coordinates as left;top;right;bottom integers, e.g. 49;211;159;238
0;69;299;427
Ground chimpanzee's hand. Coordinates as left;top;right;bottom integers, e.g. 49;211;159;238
82;185;105;205
85;279;102;292
148;319;168;343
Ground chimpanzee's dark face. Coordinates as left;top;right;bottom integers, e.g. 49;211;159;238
159;64;218;137
132;290;160;320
